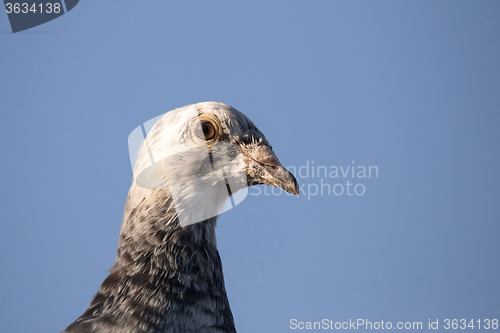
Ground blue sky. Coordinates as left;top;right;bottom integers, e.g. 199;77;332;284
1;1;499;332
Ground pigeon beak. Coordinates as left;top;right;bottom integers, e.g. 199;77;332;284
244;145;299;197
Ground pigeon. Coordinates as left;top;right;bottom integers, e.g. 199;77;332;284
62;102;299;333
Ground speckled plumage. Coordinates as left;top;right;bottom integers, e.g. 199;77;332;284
62;102;298;333
63;186;234;333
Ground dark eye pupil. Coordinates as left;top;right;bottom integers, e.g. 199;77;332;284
196;121;217;141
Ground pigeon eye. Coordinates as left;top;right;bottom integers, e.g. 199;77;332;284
195;120;218;141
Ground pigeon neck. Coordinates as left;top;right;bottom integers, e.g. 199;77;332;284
117;186;219;258
88;186;237;332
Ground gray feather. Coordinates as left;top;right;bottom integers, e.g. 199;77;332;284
63;185;236;333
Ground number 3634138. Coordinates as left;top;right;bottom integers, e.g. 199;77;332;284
5;3;61;14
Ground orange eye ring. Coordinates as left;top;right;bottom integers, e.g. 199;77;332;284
193;115;221;142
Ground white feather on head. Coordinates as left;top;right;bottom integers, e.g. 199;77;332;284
131;102;265;227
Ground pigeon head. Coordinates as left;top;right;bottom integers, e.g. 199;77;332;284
62;102;299;333
132;101;299;226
